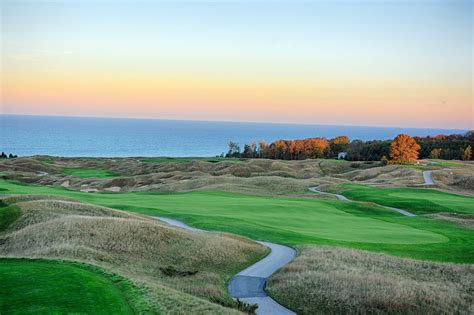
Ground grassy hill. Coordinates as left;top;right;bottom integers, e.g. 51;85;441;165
0;195;267;314
0;258;146;314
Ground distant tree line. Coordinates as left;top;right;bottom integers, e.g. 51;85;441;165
1;152;18;159
223;131;474;162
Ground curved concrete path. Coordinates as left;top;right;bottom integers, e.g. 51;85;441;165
308;186;349;201
308;186;416;217
421;168;449;186
422;170;435;185
155;217;296;315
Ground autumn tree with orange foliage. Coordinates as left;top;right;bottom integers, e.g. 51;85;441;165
258;140;270;158
272;140;288;159
390;134;420;164
304;138;329;158
294;140;305;159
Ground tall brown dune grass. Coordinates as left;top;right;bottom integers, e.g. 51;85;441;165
267;246;474;315
1;156;431;196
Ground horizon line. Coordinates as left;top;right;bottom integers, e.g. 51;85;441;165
0;113;469;132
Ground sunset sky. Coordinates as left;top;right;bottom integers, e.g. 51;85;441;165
1;0;472;129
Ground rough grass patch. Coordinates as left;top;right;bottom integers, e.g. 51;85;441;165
267;246;474;315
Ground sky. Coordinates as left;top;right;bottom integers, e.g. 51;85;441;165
1;0;472;129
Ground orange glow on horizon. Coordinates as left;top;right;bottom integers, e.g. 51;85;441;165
2;69;471;129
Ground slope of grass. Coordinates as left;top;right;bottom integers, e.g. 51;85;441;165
0;203;21;232
62;167;118;178
0;196;266;313
1;179;473;263
267;246;474;315
335;183;474;214
0;259;145;314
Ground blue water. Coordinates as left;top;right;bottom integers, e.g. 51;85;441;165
0;115;466;157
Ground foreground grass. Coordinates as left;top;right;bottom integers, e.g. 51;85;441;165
0;195;265;313
1;180;473;263
267;246;473;315
0;258;147;314
335;183;474;214
62;167;118;178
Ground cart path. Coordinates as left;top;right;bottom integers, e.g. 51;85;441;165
155;217;296;315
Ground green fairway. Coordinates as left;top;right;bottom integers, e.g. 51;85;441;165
336;183;474;215
2;179;473;262
0;180;444;244
62;167;118;178
0;259;144;314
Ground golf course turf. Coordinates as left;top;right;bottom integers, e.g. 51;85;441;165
335;183;474;214
0;259;145;314
61;167;118;178
1;179;473;263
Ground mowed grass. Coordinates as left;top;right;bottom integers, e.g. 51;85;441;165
1;179;473;263
0;180;442;244
0;259;143;314
401;160;466;170
62;167;118;178
336;183;474;214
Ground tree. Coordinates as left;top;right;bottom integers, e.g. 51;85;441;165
462;145;472;161
390;134;420;164
360;140;391;161
294;140;305;159
250;141;257;158
226;141;240;158
272;140;287;159
329;136;350;158
258;140;269;159
304;138;329;159
346;140;364;161
430;148;441;159
242;144;252;158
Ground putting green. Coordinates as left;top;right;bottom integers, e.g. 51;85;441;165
0;180;446;245
0;259;137;314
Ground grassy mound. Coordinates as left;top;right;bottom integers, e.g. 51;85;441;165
0;195;267;313
267;246;474;314
1;156;393;195
0;258;146;314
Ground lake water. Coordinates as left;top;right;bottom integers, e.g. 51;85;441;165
0;115;466;157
